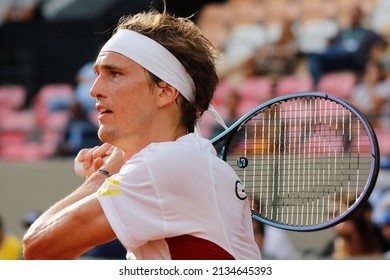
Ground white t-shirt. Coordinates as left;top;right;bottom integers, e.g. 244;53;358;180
97;133;261;260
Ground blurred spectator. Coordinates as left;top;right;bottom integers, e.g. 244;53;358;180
247;20;300;82
80;239;127;260
219;24;267;83
252;220;267;259
376;200;390;258
321;202;385;259
47;60;96;113
22;211;41;231
20;211;127;259
250;192;297;259
372;190;390;258
56;101;101;157
20;211;41;259
3;0;41;22
308;5;388;86
74;61;97;113
196;2;232;52
220;19;300;86
262;224;297;259
47;92;75;113
350;59;390;129
252;219;297;260
0;214;22;260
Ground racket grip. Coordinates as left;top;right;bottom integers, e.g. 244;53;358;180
74;156;108;177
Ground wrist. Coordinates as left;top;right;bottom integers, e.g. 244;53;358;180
98;169;112;177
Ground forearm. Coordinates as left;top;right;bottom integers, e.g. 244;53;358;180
37;172;106;222
23;144;125;259
23;172;109;259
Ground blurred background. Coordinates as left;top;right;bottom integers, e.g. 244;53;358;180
1;0;390;260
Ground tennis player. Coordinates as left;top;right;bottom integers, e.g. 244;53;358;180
23;8;261;260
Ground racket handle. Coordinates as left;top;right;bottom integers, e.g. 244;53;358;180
74;156;108;177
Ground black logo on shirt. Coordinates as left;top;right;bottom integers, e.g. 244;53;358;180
235;180;247;200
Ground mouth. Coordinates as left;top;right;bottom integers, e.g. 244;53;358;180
96;105;113;123
96;105;113;115
100;109;113;115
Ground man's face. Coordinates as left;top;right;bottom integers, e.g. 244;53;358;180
351;7;363;26
91;51;158;149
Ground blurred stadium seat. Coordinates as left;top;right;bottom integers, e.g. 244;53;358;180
316;71;357;99
0;110;36;132
376;128;390;156
275;75;314;96
239;76;273;102
212;79;235;110
0;83;74;161
237;76;273;116
0;84;27;111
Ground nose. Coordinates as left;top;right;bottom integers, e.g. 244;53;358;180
89;79;97;98
90;76;103;99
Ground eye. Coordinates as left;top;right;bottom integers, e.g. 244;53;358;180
111;71;121;78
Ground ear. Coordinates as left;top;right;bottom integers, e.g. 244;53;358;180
157;83;180;108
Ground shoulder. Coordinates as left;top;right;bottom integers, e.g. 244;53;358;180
365;29;385;41
119;134;216;178
142;134;215;163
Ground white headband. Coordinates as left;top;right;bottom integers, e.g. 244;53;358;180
100;29;196;103
100;29;227;134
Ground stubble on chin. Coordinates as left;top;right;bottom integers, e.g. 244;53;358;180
98;126;117;144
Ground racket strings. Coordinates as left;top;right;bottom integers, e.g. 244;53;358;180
227;97;372;227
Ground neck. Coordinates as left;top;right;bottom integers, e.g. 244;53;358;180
121;115;187;160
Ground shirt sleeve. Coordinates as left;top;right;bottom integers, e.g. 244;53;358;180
97;153;167;251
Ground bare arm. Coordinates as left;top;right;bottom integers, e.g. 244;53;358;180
23;172;114;259
23;145;125;259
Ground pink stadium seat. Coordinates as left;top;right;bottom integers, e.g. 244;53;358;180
0;128;63;161
37;110;71;157
0;84;27;111
317;71;357;99
238;76;273;104
275;75;313;96
0;131;27;145
236;99;260;117
376;129;390;156
213;79;235;108
36;83;74;103
0;110;36;132
234;76;273;116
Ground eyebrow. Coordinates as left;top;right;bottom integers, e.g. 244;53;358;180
93;63;122;73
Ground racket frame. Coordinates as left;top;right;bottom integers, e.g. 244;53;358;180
211;92;380;231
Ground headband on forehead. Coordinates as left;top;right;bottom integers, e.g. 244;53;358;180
99;29;228;134
100;29;196;103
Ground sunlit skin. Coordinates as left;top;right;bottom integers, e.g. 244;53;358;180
91;51;186;162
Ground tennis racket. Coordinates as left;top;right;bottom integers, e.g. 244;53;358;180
210;92;380;232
